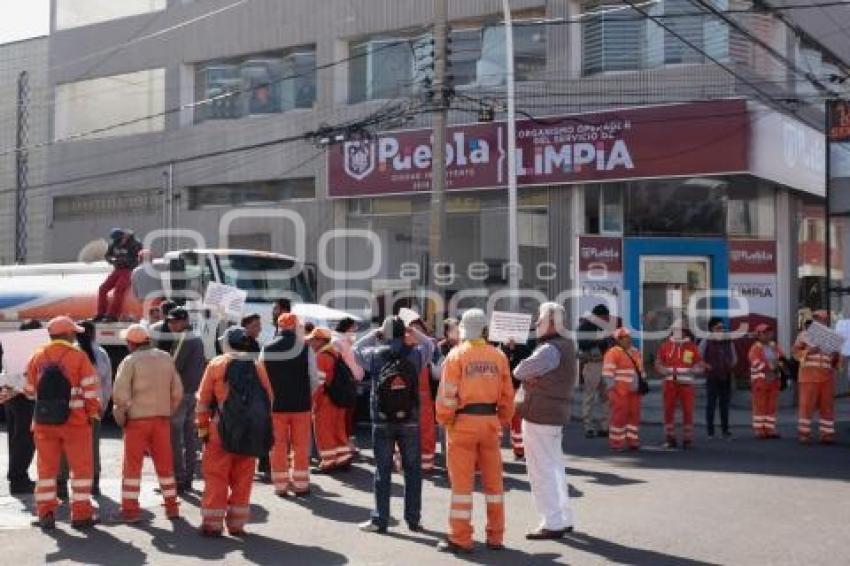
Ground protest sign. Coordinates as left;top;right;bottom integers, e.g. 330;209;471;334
487;312;533;344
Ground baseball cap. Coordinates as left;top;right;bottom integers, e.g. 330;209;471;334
47;316;84;336
277;313;298;330
306;327;332;342
459;309;487;341
220;326;249;349
120;324;150;344
167;307;189;321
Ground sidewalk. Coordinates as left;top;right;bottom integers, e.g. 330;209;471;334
571;382;850;426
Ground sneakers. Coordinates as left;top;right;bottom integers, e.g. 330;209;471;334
229;529;247;537
407;522;424;533
358;520;387;534
436;540;473;554
36;512;56;530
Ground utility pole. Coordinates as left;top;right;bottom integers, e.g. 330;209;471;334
15;71;30;264
428;0;448;327
502;0;519;310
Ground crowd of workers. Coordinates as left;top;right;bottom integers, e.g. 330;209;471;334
0;294;845;553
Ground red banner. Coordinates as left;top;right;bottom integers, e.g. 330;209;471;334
328;100;749;197
729;240;777;274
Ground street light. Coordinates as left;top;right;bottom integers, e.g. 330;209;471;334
502;0;520;310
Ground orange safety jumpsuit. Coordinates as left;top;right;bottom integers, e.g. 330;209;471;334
196;354;273;535
602;346;642;450
793;333;839;443
436;339;514;550
418;363;437;471
24;340;100;522
656;337;702;444
313;346;353;471
748;341;784;438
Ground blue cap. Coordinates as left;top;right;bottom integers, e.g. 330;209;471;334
220;326;249;350
109;228;125;240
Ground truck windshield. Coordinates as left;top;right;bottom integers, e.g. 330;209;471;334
217;255;316;303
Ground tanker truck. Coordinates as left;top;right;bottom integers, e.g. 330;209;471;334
0;248;359;362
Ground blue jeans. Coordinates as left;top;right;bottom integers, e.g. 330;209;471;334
371;423;421;528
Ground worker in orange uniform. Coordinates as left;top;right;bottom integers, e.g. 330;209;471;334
655;322;704;449
793;311;840;444
748;323;785;439
410;317;438;473
112;324;184;522
602;327;643;451
196;326;274;537
261;313;320;496
435;309;515;555
24;316;101;530
307;327;353;472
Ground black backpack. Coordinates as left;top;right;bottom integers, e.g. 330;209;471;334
326;353;358;408
218;359;273;457
375;350;417;422
34;352;72;425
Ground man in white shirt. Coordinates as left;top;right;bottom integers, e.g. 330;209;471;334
834;313;850;387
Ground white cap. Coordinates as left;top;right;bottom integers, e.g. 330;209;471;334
459;308;487;341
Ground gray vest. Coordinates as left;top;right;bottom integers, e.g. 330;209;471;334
515;337;576;426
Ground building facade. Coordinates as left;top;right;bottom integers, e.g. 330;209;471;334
42;0;849;356
0;36;48;265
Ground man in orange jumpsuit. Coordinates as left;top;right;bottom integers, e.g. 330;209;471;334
24;316;101;530
308;327;353;472
261;314;319;496
196;326;273;537
112;324;184;522
435;309;514;554
748;323;785;439
410;318;437;472
793;311;840;444
655;323;704;449
602;327;643;451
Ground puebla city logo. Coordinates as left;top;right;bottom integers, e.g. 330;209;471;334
344;141;376;181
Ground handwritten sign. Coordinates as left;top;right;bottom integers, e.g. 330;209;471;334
805;322;846;354
203;282;247;321
487;311;533;344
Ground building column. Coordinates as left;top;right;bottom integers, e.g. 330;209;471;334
776;188;794;351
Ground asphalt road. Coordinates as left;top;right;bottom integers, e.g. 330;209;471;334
0;414;848;565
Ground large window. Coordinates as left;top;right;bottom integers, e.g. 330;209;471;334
56;0;165;30
582;1;646;74
349;35;419;103
54;69;165;141
188;178;316;209
194;48;316;123
476;22;547;86
727;181;776;238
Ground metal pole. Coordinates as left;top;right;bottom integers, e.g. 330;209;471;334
428;0;448;327
825;100;833;323
503;0;520;309
15;71;30;264
168;162;175;250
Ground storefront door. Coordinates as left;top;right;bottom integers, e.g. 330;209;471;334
640;256;710;371
623;238;730;372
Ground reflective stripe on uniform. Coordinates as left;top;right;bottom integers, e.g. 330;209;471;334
123;478;141;487
36;479;56;488
35;492;56;502
201;508;226;518
122;491;141;499
71;479;92;488
485;494;504;504
451;493;473;504
80;376;97;387
72;493;90;502
437;397;457;407
449;509;472;520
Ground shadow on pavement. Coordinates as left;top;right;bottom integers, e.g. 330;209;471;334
563;423;850;482
286;486;373;524
137;518;347;565
44;525;148;566
560;531;718;566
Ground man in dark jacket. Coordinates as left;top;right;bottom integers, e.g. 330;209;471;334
151;307;207;492
354;316;434;534
577;304;615;438
261;313;319;497
699;317;737;439
95;228;142;322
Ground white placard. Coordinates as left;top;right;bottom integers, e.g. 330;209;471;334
398;307;421;326
805;322;846;354
203;282;247;320
487;311;533;344
0;329;49;392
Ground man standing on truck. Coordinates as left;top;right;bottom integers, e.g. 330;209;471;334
95;228;143;322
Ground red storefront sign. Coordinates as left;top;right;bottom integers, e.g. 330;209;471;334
328;99;749;197
578;236;623;273
729;240;777;274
